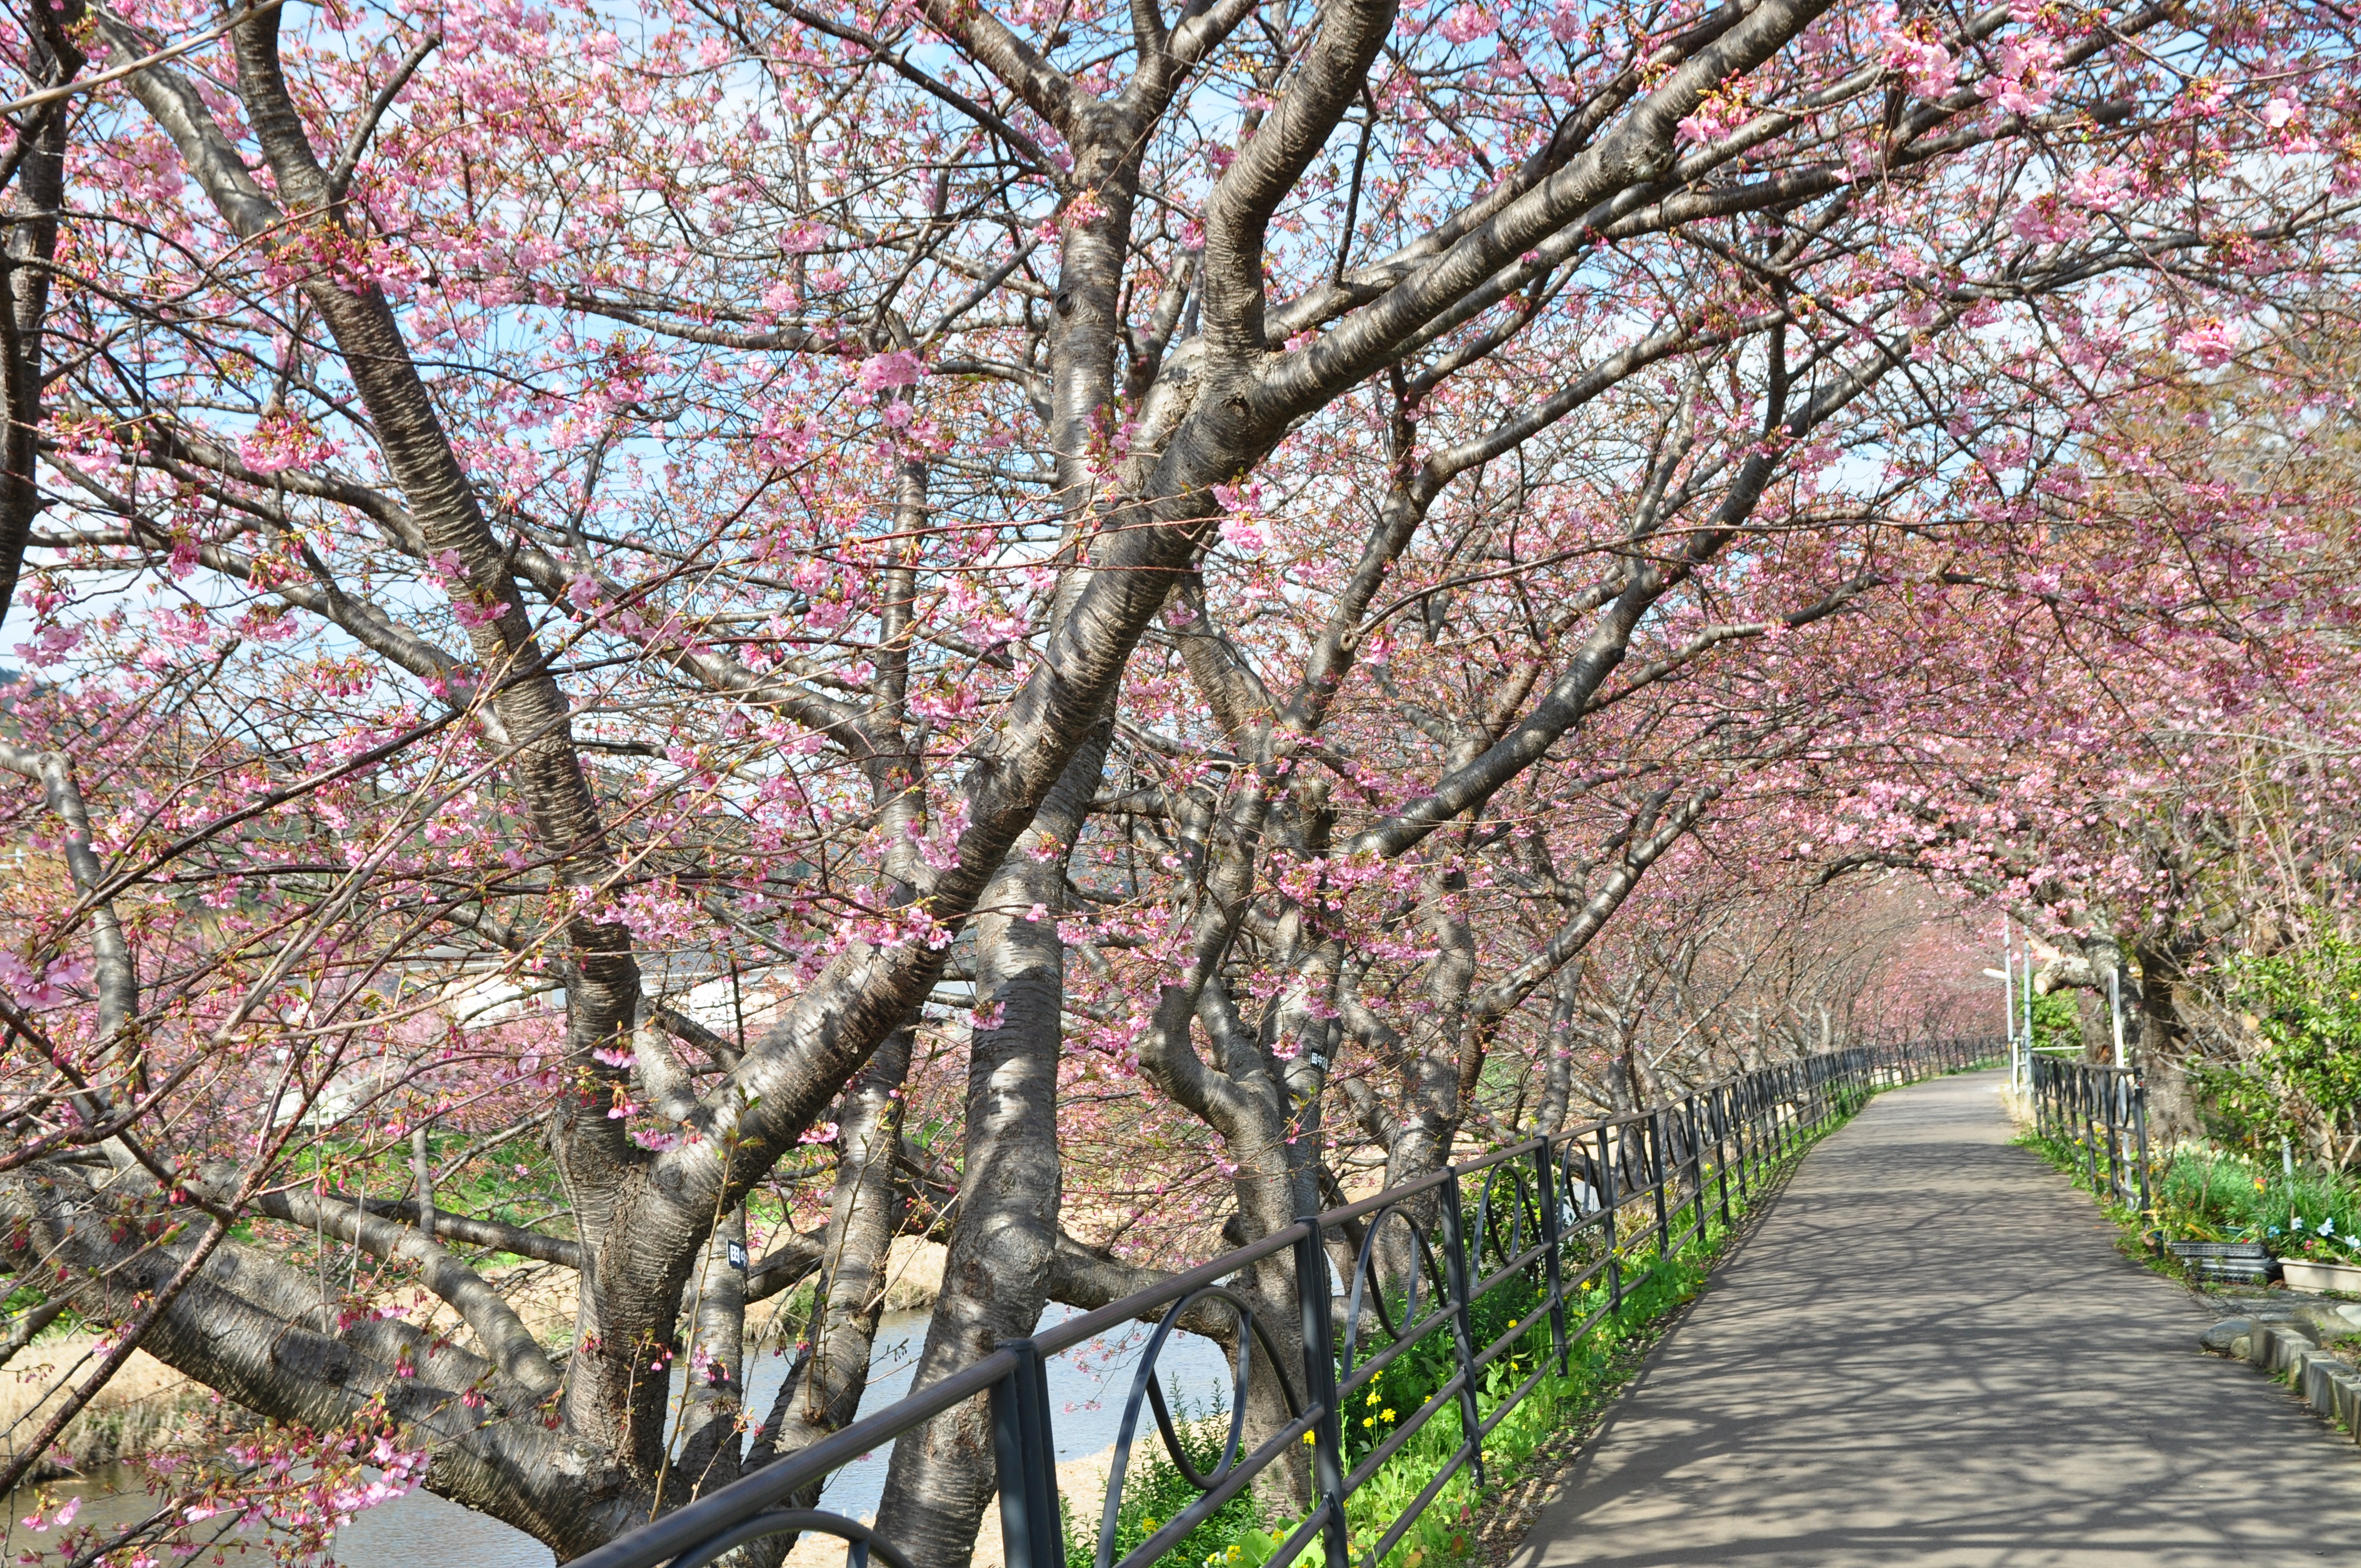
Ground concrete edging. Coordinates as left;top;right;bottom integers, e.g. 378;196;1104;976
2207;1308;2361;1440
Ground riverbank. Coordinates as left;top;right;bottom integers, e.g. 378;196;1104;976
1;1232;953;1489
0;1340;219;1482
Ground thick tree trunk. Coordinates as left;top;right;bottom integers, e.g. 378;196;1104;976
0;12;77;629
871;718;1111;1562
1534;970;1582;1136
2132;934;2204;1144
746;1024;915;1472
666;1207;750;1505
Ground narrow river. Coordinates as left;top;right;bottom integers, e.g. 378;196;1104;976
1;1304;1232;1565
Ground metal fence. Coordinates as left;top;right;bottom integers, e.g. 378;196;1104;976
2029;1053;2151;1215
567;1036;2003;1568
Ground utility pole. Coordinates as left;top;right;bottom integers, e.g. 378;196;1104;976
2008;950;2021;1088
2002;917;2021;1091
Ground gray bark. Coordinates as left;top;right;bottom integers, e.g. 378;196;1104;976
1535;968;1583;1137
872;716;1112;1563
667;1207;750;1505
746;1025;915;1474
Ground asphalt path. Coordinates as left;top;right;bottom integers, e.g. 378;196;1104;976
1509;1069;2361;1567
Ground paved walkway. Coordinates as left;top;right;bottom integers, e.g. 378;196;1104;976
1511;1069;2361;1567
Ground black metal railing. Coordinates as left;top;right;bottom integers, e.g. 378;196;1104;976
566;1036;2002;1568
2029;1053;2151;1214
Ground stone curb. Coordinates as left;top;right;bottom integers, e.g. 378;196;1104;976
2204;1303;2361;1440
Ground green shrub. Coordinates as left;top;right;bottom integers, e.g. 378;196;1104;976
2030;990;2082;1055
2195;938;2361;1166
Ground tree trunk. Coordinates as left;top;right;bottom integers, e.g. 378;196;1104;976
1533;970;1582;1137
871;717;1111;1562
2132;934;2204;1144
746;1024;915;1473
666;1206;750;1506
0;10;77;628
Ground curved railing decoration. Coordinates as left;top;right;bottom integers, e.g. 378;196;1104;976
564;1037;2001;1568
2029;1054;2150;1213
1095;1284;1304;1568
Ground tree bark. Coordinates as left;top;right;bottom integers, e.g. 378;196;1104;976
0;7;78;628
872;716;1112;1562
744;1024;915;1475
666;1206;750;1505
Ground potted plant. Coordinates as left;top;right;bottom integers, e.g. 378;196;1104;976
2276;1215;2361;1294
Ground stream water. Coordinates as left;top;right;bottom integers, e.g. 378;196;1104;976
2;1304;1231;1565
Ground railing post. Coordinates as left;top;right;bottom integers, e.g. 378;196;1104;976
991;1339;1064;1568
2106;1072;2125;1204
1686;1096;1708;1245
1713;1087;1732;1229
2105;1075;2122;1205
1437;1169;1488;1489
1535;1140;1570;1373
1650;1109;1671;1262
1761;1070;1776;1169
1732;1079;1751;1202
1747;1076;1766;1190
2132;1069;2152;1219
1599;1121;1622;1314
2083;1069;2098;1194
1753;1071;1770;1178
1292;1218;1351;1568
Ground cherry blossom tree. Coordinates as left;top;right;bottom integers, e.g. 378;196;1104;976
1;0;2355;1553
